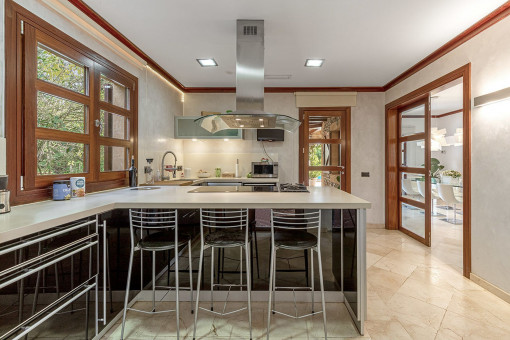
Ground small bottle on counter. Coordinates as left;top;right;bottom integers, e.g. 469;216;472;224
128;156;137;187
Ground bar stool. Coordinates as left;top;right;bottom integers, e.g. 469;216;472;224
193;209;252;340
121;209;193;340
267;209;327;340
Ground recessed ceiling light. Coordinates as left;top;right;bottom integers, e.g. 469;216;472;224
197;58;218;67
305;59;324;67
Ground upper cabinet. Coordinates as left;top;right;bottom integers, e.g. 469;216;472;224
174;116;243;139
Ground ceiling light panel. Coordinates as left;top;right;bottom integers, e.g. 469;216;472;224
197;58;218;67
305;59;324;67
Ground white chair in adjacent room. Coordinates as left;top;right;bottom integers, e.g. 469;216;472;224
417;181;444;216
437;184;462;225
402;178;423;202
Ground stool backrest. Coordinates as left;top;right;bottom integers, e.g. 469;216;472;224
129;209;178;247
200;209;248;230
271;210;321;232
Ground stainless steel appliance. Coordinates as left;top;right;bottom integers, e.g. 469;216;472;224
251;162;278;178
279;183;309;193
194;20;301;133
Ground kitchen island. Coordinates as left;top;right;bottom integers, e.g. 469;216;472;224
0;186;370;338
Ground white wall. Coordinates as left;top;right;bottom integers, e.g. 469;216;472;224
386;15;510;294
183;92;386;225
0;0;184;180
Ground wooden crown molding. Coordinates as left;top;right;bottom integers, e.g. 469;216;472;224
383;2;510;91
68;0;510;94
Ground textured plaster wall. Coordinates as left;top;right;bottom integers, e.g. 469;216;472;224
386;15;510;294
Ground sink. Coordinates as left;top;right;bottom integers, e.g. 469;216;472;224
130;186;161;190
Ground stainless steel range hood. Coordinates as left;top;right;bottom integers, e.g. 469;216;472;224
195;20;300;133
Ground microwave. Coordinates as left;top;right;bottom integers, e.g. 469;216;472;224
251;162;278;178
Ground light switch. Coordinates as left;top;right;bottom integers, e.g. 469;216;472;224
361;172;370;177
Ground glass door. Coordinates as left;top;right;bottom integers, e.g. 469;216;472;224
398;97;431;245
300;110;348;190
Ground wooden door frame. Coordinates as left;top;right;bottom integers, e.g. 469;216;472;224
396;96;432;246
298;107;351;193
385;63;471;277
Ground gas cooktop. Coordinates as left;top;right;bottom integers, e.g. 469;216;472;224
279;183;310;192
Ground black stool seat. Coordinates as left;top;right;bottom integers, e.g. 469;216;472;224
274;231;317;250
138;231;190;251
205;230;250;247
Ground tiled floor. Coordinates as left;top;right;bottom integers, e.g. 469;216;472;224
102;301;367;339
103;221;510;340
365;228;510;340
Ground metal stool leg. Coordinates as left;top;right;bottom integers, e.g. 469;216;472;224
188;239;194;314
245;242;253;340
120;249;135;340
311;248;315;313
272;247;276;314
240;246;243;291
316;247;328;339
210;246;214;311
266;242;275;340
175;236;180;340
252;225;260;279
193;242;204;340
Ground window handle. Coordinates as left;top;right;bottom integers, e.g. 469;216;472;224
94;119;102;128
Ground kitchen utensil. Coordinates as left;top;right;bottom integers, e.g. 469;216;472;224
197;172;211;178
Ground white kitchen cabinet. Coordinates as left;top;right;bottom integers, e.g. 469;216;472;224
174;116;243;139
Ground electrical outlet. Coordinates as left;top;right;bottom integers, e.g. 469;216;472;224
361;172;370;177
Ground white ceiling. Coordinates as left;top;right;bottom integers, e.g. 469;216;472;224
83;0;507;87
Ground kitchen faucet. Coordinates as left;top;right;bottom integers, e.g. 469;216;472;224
161;151;180;180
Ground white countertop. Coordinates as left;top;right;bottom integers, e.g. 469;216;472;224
0;186;370;243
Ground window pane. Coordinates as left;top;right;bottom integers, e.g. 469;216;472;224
401;104;425;137
37;140;87;175
401;202;425;238
100;75;129;109
37;45;85;94
100;145;128;172
309;116;341;139
100;110;127;139
309;143;341;166
401;172;425;202
401;140;425;168
37;92;86;133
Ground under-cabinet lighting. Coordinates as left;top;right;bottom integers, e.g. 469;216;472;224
305;59;324;67
474;86;510;107
224;138;229;142
192;138;198;142
197;58;218;67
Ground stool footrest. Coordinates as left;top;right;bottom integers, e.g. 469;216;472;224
272;309;322;319
127;307;176;315
199;306;247;316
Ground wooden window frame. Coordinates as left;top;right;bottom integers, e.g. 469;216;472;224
5;0;138;205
